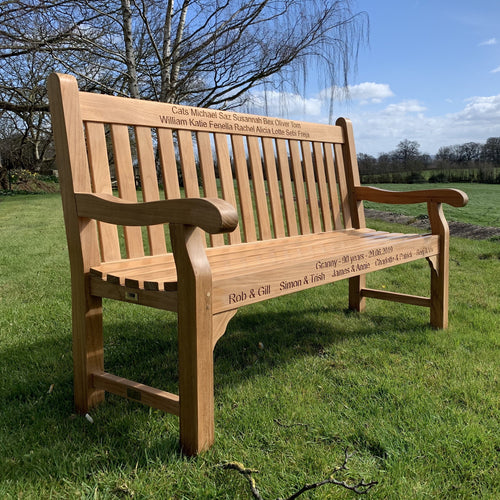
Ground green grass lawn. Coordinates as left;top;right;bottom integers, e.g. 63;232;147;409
0;190;498;499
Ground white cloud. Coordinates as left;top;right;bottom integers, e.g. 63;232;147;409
384;100;427;114
246;90;322;117
479;37;497;46
456;94;500;122
246;82;394;119
347;82;394;102
490;66;500;73
320;82;394;104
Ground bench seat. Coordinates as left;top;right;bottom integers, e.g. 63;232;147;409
90;228;438;315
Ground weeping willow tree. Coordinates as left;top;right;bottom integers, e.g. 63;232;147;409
115;0;368;108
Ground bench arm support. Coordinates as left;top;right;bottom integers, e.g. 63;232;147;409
354;185;465;329
75;193;239;234
354;186;468;207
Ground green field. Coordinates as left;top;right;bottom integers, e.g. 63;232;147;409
0;190;498;499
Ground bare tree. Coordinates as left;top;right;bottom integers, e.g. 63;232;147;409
0;1;121;173
2;0;367;105
0;0;368;173
393;139;422;170
482;137;500;166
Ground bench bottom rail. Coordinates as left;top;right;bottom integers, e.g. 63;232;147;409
92;372;180;416
360;288;431;307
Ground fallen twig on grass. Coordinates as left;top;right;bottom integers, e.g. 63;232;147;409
218;449;378;499
220;462;263;500
273;418;309;430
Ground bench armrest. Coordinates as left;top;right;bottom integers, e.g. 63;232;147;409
75;193;239;234
354;186;468;207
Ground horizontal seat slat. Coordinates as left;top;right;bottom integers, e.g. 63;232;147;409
89;229;378;280
89;277;178;311
124;276;177;291
124;265;177;290
209;232;434;282
89;229;382;286
90;254;175;275
205;230;417;267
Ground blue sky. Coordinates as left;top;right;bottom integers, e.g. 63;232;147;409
248;1;500;156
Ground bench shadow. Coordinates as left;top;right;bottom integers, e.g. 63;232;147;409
1;297;427;486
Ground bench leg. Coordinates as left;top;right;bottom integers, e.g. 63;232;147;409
428;202;449;329
349;275;366;312
172;224;215;455
177;296;214;456
72;289;105;413
429;258;448;329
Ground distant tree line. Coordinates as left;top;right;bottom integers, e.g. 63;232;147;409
358;138;500;184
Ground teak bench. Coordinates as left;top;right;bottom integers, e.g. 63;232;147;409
48;73;468;455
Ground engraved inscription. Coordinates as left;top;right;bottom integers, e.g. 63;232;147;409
222;241;437;309
159;108;310;139
228;290;247;304
280;278;302;290
159;115;188;126
375;256;395;266
368;246;394;258
310;272;326;283
228;284;271;304
316;258;339;269
416;246;434;256
314;242;435;280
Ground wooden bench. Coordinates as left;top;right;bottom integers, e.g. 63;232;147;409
47;73;468;455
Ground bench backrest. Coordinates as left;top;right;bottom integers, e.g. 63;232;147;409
48;73;365;266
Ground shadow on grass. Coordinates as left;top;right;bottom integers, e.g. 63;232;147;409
0;291;428;486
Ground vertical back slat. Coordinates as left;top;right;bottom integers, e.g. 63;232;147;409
135;126;167;255
324;143;342;230
231;134;257;242
215;133;241;244
111;124;144;258
178;130;201;198
301;141;321;233
158;128;181;199
313;142;333;232
333;143;352;229
85;122;121;262
276;139;298;236
262;137;285;238
289;140;310;234
247;136;272;240
197;132;224;247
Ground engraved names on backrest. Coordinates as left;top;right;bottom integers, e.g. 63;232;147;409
159;107;310;140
